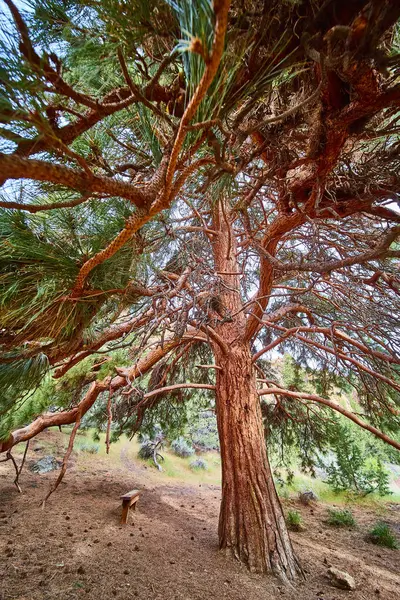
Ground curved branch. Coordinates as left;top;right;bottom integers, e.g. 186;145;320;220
265;303;314;325
258;386;400;451
1;330;205;454
243;194;396;343
4;0;99;110
169;157;215;200
256;225;400;274
71;209;150;294
253;323;400;366
121;327;208;380
144;383;215;399
273;325;400;393
0;379;108;453
13;87;169;158
53;312;153;377
70;155;173;293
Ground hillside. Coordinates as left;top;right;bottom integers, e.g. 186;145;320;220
1;429;400;600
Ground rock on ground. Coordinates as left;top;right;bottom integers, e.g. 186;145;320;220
29;455;62;474
299;490;318;505
328;567;356;590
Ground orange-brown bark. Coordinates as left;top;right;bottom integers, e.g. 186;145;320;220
209;200;302;580
214;343;302;580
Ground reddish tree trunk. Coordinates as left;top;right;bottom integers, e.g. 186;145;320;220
214;342;303;581
209;200;301;580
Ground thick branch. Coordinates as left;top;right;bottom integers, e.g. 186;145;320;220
0;380;108;453
0;153;147;208
163;0;231;199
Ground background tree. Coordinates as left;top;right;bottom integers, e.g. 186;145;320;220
1;0;400;582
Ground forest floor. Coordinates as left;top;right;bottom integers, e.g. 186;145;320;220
0;430;399;600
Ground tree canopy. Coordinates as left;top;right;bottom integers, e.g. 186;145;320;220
0;0;400;578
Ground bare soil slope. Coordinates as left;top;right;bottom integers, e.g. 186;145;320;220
1;431;399;600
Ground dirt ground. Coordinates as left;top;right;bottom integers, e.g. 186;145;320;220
1;431;399;600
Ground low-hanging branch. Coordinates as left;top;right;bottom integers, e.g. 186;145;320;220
256;322;400;395
0;379;108;454
0;330;205;454
253;322;400;366
258;387;400;451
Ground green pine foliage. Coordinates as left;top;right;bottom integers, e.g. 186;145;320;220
263;356;339;474
367;522;399;550
263;356;398;493
326;509;356;528
323;425;392;497
286;510;303;531
282;354;306;391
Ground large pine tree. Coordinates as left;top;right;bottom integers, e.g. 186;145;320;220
1;0;400;581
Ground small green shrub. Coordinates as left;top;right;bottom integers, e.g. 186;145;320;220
367;522;399;549
171;437;195;458
78;442;99;454
278;486;290;500
189;411;219;451
286;510;303;531
73;581;84;589
326;508;356;527
190;458;208;471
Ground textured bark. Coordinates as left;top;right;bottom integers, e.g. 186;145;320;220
214;343;303;581
164;0;231;197
0;153;147;207
209;200;302;580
